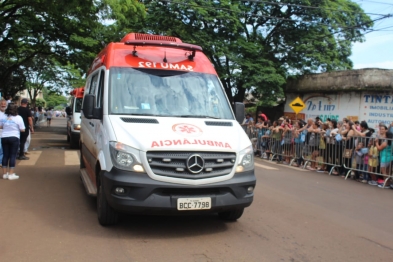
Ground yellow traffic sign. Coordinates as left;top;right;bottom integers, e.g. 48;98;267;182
289;97;305;114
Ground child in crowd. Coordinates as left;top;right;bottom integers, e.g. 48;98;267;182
367;139;379;186
361;146;369;183
354;142;364;181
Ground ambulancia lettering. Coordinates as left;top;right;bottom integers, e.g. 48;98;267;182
151;139;231;149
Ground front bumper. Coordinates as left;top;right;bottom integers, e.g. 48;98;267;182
102;168;256;214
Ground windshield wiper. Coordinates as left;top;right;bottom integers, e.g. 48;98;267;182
177;115;220;119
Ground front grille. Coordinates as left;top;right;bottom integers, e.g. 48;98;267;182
146;151;236;179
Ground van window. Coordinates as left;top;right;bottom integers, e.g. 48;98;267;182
75;98;83;113
96;70;104;108
89;73;99;95
109;67;233;119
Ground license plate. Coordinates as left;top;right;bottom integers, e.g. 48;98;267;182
177;197;211;210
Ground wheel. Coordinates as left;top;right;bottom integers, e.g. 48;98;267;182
97;178;119;226
218;208;244;221
80;148;85;169
67;129;70;142
70;134;79;149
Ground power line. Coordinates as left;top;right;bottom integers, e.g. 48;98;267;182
241;0;389;16
354;0;393;7
158;0;390;30
160;0;390;16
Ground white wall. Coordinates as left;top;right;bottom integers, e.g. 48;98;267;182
285;92;393;129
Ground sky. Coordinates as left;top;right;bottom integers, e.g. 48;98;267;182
350;0;393;69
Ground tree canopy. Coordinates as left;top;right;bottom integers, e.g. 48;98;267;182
136;0;374;104
0;0;375;104
0;0;145;97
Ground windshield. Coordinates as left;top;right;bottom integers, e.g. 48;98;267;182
109;67;233;119
75;98;82;113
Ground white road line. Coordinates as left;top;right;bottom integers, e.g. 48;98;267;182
65;151;80;166
254;163;278;170
18;151;42;166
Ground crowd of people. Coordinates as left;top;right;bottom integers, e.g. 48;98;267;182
0;97;61;181
243;112;393;189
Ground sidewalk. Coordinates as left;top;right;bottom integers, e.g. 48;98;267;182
30;116;69;150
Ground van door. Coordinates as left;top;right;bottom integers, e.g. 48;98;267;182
81;70;101;182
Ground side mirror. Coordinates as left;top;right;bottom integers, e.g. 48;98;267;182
234;102;245;124
82;94;102;119
65;106;72;116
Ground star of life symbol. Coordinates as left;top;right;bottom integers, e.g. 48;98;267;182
179;125;195;133
172;123;203;137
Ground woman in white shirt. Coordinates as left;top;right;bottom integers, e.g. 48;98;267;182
0;104;25;180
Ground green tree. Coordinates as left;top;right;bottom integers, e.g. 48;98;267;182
0;0;146;96
35;98;46;108
23;55;85;107
137;0;373;104
45;94;68;109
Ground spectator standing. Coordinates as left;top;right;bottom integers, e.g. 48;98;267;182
375;125;392;188
306;121;320;170
6;95;12;105
341;121;355;177
317;122;329;172
46;108;53;127
389;122;393;134
354;121;361;131
367;139;379;186
271;120;283;163
353;142;364;181
293;120;306;167
0;103;25;180
17;98;34;160
281;119;293;165
34;107;39;126
361;146;369;183
0;100;7;165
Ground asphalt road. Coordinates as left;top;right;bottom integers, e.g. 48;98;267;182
1;118;393;262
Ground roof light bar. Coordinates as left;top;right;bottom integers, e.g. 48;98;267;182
124;40;202;61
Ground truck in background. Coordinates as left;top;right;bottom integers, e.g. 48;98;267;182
79;33;256;225
66;87;84;149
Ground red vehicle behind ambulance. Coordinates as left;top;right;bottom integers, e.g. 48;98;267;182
80;33;256;225
66;87;84;148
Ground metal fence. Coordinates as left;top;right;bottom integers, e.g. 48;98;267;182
245;126;393;189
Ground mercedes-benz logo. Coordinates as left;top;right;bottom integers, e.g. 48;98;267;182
186;154;205;174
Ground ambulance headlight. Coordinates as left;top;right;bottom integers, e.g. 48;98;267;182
109;142;145;173
73;124;81;130
236;145;254;173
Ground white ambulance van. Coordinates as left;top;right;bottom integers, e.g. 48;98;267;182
80;33;256;225
66;87;84;148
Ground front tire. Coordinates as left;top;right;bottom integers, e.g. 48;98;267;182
97;180;119;226
79;148;85;169
70;134;79;149
218;208;244;221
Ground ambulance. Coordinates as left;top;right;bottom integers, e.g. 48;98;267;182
80;33;256;225
66;87;84;148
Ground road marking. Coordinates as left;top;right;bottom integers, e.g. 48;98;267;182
254;163;278;170
18;151;42;166
65;151;79;166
